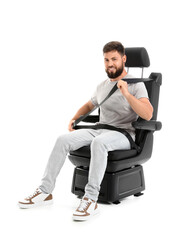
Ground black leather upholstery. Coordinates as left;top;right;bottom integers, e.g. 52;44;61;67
125;47;150;68
70;146;138;161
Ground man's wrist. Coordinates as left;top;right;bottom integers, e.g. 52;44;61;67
122;91;131;99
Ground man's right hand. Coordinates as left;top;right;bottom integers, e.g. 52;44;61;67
68;119;75;132
68;101;94;132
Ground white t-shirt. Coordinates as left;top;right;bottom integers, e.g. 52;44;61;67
90;74;149;140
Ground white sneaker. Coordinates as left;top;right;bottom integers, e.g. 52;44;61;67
18;188;53;209
72;197;99;221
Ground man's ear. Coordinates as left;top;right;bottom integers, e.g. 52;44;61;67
122;54;127;63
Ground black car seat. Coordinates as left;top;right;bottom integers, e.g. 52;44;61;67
68;47;162;204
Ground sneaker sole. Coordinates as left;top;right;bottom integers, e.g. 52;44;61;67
18;199;53;209
72;208;100;221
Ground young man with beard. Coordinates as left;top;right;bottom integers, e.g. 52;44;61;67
18;41;153;221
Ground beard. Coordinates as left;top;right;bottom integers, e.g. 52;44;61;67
105;63;124;79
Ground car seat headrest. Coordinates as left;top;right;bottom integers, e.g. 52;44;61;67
125;47;150;68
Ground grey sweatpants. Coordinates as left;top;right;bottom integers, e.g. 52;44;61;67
39;128;131;202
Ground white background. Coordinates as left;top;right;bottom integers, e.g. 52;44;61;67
0;0;184;239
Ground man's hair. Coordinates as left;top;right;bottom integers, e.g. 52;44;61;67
103;41;125;56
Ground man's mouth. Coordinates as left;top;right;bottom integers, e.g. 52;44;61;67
108;67;116;72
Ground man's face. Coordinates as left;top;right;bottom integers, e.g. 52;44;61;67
104;51;126;79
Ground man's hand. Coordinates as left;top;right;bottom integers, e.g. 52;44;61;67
117;79;153;120
117;80;129;97
69;101;95;132
68;119;75;132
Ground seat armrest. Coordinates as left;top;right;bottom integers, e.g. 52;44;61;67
132;119;162;131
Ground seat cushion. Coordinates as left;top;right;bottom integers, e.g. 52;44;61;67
69;146;137;161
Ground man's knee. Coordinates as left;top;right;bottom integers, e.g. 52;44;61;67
56;133;68;143
55;133;72;149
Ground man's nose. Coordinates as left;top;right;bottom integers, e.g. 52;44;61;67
108;60;113;67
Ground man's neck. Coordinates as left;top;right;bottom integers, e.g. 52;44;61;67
110;69;128;82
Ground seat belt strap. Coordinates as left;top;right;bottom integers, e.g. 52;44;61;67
94;124;141;152
74;124;141;153
73;82;118;127
73;77;152;152
73;77;152;127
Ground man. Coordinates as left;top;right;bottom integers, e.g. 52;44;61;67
18;41;153;221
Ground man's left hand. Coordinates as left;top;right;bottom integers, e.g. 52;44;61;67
117;80;129;97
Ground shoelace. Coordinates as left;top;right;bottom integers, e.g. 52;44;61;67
78;199;91;211
26;188;41;199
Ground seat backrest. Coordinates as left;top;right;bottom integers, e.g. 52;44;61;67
144;72;162;121
125;47;162;121
125;48;162;146
135;73;162;146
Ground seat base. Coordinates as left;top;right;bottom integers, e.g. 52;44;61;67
71;165;145;203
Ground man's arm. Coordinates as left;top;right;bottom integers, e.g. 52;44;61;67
117;80;153;121
68;100;95;131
